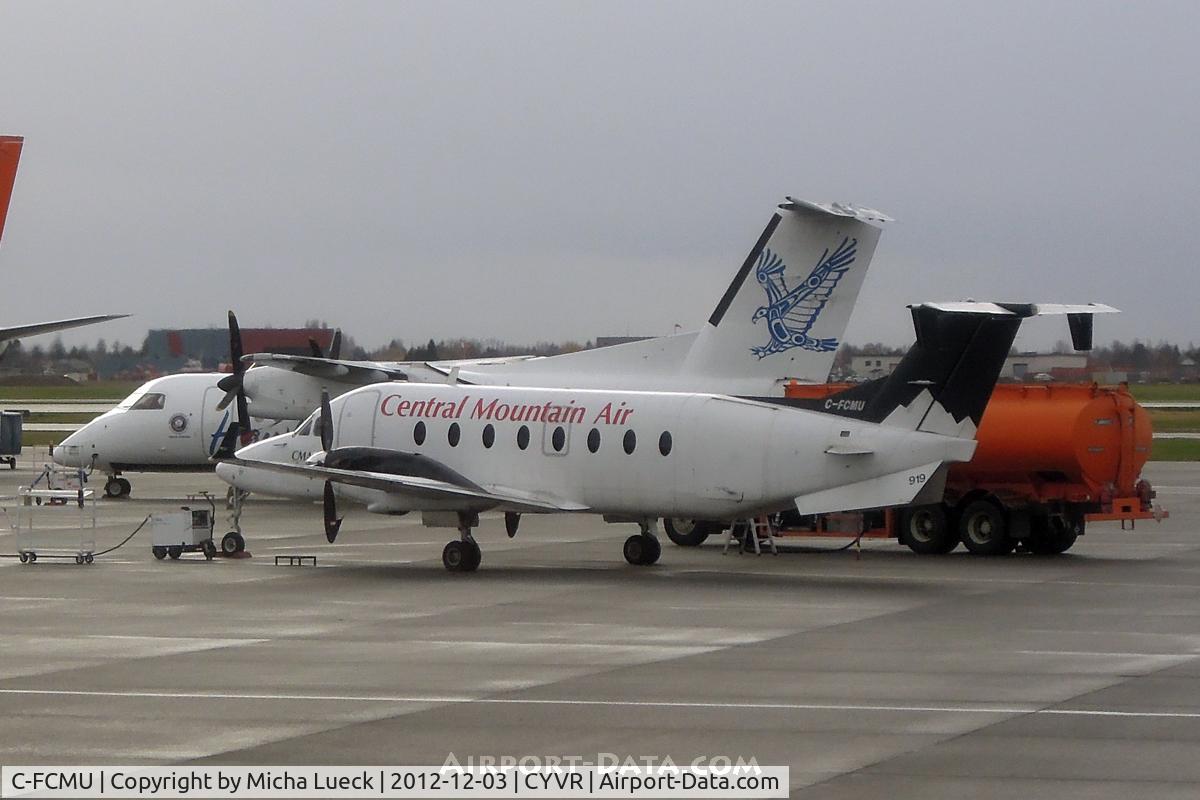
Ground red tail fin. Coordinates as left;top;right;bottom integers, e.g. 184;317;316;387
0;136;24;246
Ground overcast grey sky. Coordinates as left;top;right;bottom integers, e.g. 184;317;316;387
1;1;1196;353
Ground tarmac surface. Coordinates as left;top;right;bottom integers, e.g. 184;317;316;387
0;461;1197;798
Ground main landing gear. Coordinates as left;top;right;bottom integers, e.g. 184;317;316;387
623;519;662;566
442;512;482;572
104;476;132;498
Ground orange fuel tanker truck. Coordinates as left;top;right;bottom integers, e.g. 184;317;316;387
664;382;1166;556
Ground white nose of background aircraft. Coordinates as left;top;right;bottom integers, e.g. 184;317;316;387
52;373;292;497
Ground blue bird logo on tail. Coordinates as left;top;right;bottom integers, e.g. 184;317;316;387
750;237;857;359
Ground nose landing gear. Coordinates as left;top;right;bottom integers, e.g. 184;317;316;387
104;476;131;498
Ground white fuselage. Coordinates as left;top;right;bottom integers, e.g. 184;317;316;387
52;373;292;473
218;382;974;520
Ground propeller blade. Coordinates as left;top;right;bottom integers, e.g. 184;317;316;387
319;388;333;452
323;480;343;543
227;310;244;373
308;336;324;358
329;329;342;360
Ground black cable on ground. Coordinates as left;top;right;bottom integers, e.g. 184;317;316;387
90;514;152;557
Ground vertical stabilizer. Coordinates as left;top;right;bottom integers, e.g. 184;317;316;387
680;198;892;391
0;136;23;246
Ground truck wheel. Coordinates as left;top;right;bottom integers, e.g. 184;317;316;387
959;500;1012;556
152;546;167;560
1028;516;1078;555
168;546;183;560
663;518;716;547
901;505;957;554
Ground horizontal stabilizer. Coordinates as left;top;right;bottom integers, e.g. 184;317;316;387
915;302;1118;317
794;460;950;516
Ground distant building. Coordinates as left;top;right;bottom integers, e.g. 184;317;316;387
850;352;1090;382
102;327;337;377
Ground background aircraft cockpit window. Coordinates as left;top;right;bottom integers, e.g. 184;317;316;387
129;393;166;411
296;412;319;437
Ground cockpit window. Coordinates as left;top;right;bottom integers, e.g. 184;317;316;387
128;393;166;411
296;411;319;437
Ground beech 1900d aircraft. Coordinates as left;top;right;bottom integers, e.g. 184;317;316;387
53;196;892;500
217;302;1115;572
220;197;894;421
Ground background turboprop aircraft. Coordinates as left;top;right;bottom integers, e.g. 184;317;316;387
217;302;1116;572
51;373;294;497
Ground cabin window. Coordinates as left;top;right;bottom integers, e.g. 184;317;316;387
413;421;426;445
129;393;166;411
551;426;565;452
587;428;600;453
448;422;461;447
517;425;530;450
482;423;495;448
623;429;636;455
659;431;672;456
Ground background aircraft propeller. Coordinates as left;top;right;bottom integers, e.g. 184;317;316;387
318;388;343;542
213;311;251;458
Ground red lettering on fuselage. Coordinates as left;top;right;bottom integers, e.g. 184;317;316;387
383;394;626;426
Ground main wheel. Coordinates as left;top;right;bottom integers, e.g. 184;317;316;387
442;540;466;571
663;518;716;547
623;534;660;565
959;500;1012;556
104;478;124;498
152;546;167;560
900;505;957;554
221;531;245;555
168;546;183;560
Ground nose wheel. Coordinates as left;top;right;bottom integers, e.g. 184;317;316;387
221;531;246;555
104;477;131;498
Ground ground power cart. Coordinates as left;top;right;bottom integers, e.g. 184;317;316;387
150;496;218;561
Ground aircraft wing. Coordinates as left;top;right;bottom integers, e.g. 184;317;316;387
245;353;541;385
223;457;589;513
245;353;410;384
0;314;128;342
